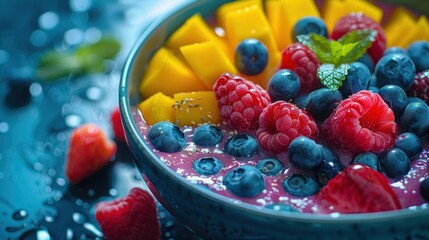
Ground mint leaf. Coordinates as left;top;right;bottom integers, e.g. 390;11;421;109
329;41;343;65
317;63;350;91
297;34;332;64
338;29;377;63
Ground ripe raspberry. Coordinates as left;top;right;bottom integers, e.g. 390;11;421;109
331;13;386;63
257;101;318;154
407;70;429;103
110;107;126;141
322;90;397;153
95;187;160;240
279;43;321;93
213;72;271;131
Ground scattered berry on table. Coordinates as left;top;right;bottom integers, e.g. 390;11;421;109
407;70;429;104
394;132;422;158
282;173;320;197
316;164;402;213
407;41;429;72
224;134;258;158
279;43;321;93
339;62;371;98
267;69;301;102
257;101;318;154
192;124;223;147
353;152;381;171
234;38;269;75
375;53;416;91
356;53;374;73
305;88;343;122
223;165;265;198
110;107;126;141
379;148;411;178
213;73;271;131
288;136;323;170
65;123;117;184
255;158;284;176
331;13;386;63
265;203;299;212
148;121;186;153
95;187;160;240
398;101;429;137
420;178;429;202
322;90;397;153
378;84;408;118
292;16;328;42
193;157;223;175
383;46;408;57
316;146;344;185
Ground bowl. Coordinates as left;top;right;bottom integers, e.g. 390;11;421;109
119;1;429;239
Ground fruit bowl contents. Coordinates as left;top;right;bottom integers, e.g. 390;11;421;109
120;0;429;238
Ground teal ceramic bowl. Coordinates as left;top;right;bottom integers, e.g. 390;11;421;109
119;1;429;239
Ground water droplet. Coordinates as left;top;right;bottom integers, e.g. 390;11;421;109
70;0;92;12
39;12;59;30
75;199;84;206
64;28;84;46
37;229;52;240
108;188;118;197
0;122;9;133
12;209;28;220
72;212;87;224
31;30;47;47
33;162;44;171
133;173;142;181
88;189;95;197
65;114;83;128
29;82;43;97
84;27;101;44
66;228;74;240
52;191;63;201
44;215;55;223
56;178;66;186
85;86;104;101
165;220;174;228
83;223;103;237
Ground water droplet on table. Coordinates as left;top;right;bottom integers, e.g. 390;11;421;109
31;30;47;47
64;28;84;46
12;209;28;220
37;229;52;240
29;82;43;97
83;222;103;238
0;122;9;133
84;86;104;101
69;0;92;12
44;215;55;223
39;11;60;30
66;228;74;240
108;188;118;197
72;211;87;224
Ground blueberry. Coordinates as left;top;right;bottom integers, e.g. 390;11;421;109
292;16;328;42
282;173;319;197
378;84;408;117
353;152;381;171
407;41;429;72
293;93;309;109
265;203;299;213
340;62;371;98
316;146;344;185
375;53;416;91
407;97;427;105
420;178;429;202
357;53;374;73
395;132;421;158
148;121;186;153
380;148;410;178
193;157;223;175
224;134;258;158
383;47;408;57
288;136;323;170
256;158;284;176
235;38;269;75
223;165;265;198
306;88;343;121
399;102;429;137
368;86;379;93
267;69;300;101
193;124;223;147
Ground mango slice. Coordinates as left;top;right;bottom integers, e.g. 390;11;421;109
216;0;262;31
391;15;429;48
139;47;208;99
180;41;238;89
173;91;221;126
138;92;175;125
384;7;416;47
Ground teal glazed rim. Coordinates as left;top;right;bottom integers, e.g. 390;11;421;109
119;0;429;228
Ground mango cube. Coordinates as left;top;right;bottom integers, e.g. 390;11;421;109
180;41;238;89
139;47;208;99
396;15;429;48
216;0;262;30
173;91;221;126
384;7;416;47
138;92;175;125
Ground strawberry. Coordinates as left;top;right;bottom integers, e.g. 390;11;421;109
65;123;116;184
316;164;402;214
110;107;126;141
95;187;160;240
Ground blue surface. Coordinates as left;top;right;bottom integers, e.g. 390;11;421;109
0;0;200;239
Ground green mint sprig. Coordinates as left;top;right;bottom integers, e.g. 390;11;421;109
37;37;121;82
297;29;376;90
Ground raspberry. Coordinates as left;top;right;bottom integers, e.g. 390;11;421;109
331;13;386;64
256;101;318;154
279;43;321;93
407;70;429;103
213;73;271;131
110;107;126;141
95;187;160;240
322;90;397;153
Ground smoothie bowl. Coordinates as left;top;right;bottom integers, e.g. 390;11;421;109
119;0;429;239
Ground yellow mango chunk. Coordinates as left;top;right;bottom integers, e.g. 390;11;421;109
266;0;320;50
323;0;347;33
396;15;429;48
166;14;230;57
216;0;262;30
139;48;208;99
173;91;220;126
384;7;418;47
138;92;175;125
180;41;238;89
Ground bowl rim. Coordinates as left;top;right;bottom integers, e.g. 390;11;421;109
119;0;429;224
